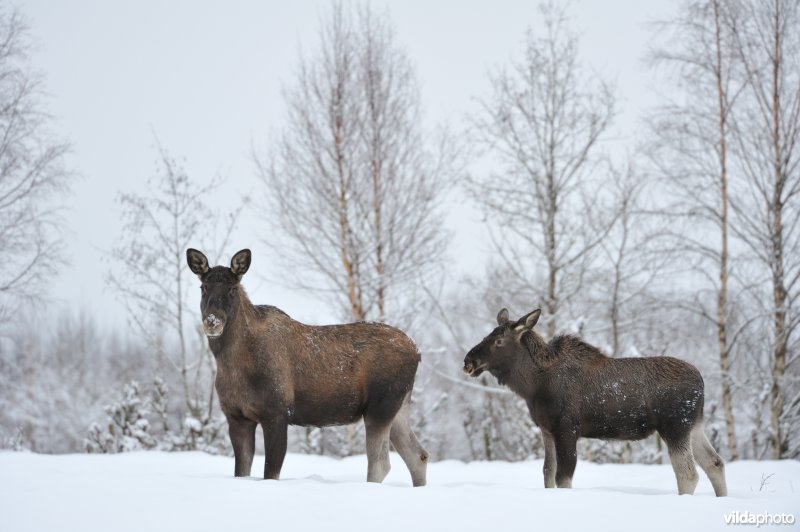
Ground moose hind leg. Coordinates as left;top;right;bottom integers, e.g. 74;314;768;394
389;397;429;487
542;431;557;488
691;423;727;496
262;418;288;480
365;416;392;483
666;436;699;495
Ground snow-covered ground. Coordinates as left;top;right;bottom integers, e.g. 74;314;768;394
1;451;797;532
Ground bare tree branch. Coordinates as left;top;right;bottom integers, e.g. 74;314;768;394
106;142;239;423
467;1;616;337
0;6;71;326
255;2;457;330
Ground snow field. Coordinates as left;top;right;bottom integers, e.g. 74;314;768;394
0;451;797;532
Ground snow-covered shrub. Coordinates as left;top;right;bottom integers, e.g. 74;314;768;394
150;377;229;454
462;391;541;461
0;427;28;451
0;312;156;453
162;412;229;454
85;381;156;453
85;378;229;454
577;436;664;465
292;425;364;458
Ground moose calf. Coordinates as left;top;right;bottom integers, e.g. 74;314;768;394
187;248;428;486
464;308;727;496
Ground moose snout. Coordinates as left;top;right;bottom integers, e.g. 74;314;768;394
463;354;482;377
463;359;475;374
464;347;486;378
202;312;226;338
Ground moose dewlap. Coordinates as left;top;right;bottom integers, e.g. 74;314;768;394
463;308;727;496
186;248;428;486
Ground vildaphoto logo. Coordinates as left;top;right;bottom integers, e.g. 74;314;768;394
724;511;796;527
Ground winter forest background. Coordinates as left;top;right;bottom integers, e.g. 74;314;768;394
0;0;798;465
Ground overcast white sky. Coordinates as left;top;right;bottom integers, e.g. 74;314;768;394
21;0;675;331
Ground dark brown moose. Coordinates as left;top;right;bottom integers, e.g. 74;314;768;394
186;248;428;486
463;308;727;496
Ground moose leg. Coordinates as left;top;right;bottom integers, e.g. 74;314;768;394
554;433;578;488
665;436;699;495
262;418;288;480
389;397;429;487
690;423;727;496
364;416;392;483
541;431;557;488
227;416;256;477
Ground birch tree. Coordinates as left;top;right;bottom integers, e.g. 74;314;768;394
468;1;615;337
107;145;237;440
646;0;744;460
0;6;71;324
728;0;800;459
593;163;668;359
256;2;454;327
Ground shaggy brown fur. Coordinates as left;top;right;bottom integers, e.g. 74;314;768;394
464;308;727;496
187;248;428;486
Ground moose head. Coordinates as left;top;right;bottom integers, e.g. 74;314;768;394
186;248;251;338
463;308;541;381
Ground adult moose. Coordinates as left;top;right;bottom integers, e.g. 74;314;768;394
186;248;428;486
463;308;727;496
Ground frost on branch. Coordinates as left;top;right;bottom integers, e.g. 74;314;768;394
85;378;228;454
85;381;156;453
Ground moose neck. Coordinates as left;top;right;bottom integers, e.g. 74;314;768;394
505;332;552;397
207;286;257;359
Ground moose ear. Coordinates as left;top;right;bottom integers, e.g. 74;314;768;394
515;309;541;332
186;248;209;278
496;308;510;326
230;249;251;277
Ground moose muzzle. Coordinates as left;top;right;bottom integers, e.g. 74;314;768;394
463;350;487;377
203;312;226;338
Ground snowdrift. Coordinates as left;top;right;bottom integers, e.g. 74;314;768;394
0;451;797;531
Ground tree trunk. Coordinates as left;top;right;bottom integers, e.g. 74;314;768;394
609;202;629;358
769;176;787;458
334;107;364;321
769;162;787;459
372;134;385;322
173;211;194;417
768;4;787;459
545;172;558;338
712;0;738;461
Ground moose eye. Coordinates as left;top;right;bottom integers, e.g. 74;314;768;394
494;337;504;347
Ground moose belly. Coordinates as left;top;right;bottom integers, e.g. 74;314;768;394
289;389;365;427
580;401;656;440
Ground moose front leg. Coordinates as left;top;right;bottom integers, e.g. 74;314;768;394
554;432;578;489
541;431;557;488
262;418;288;480
227;416;257;477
